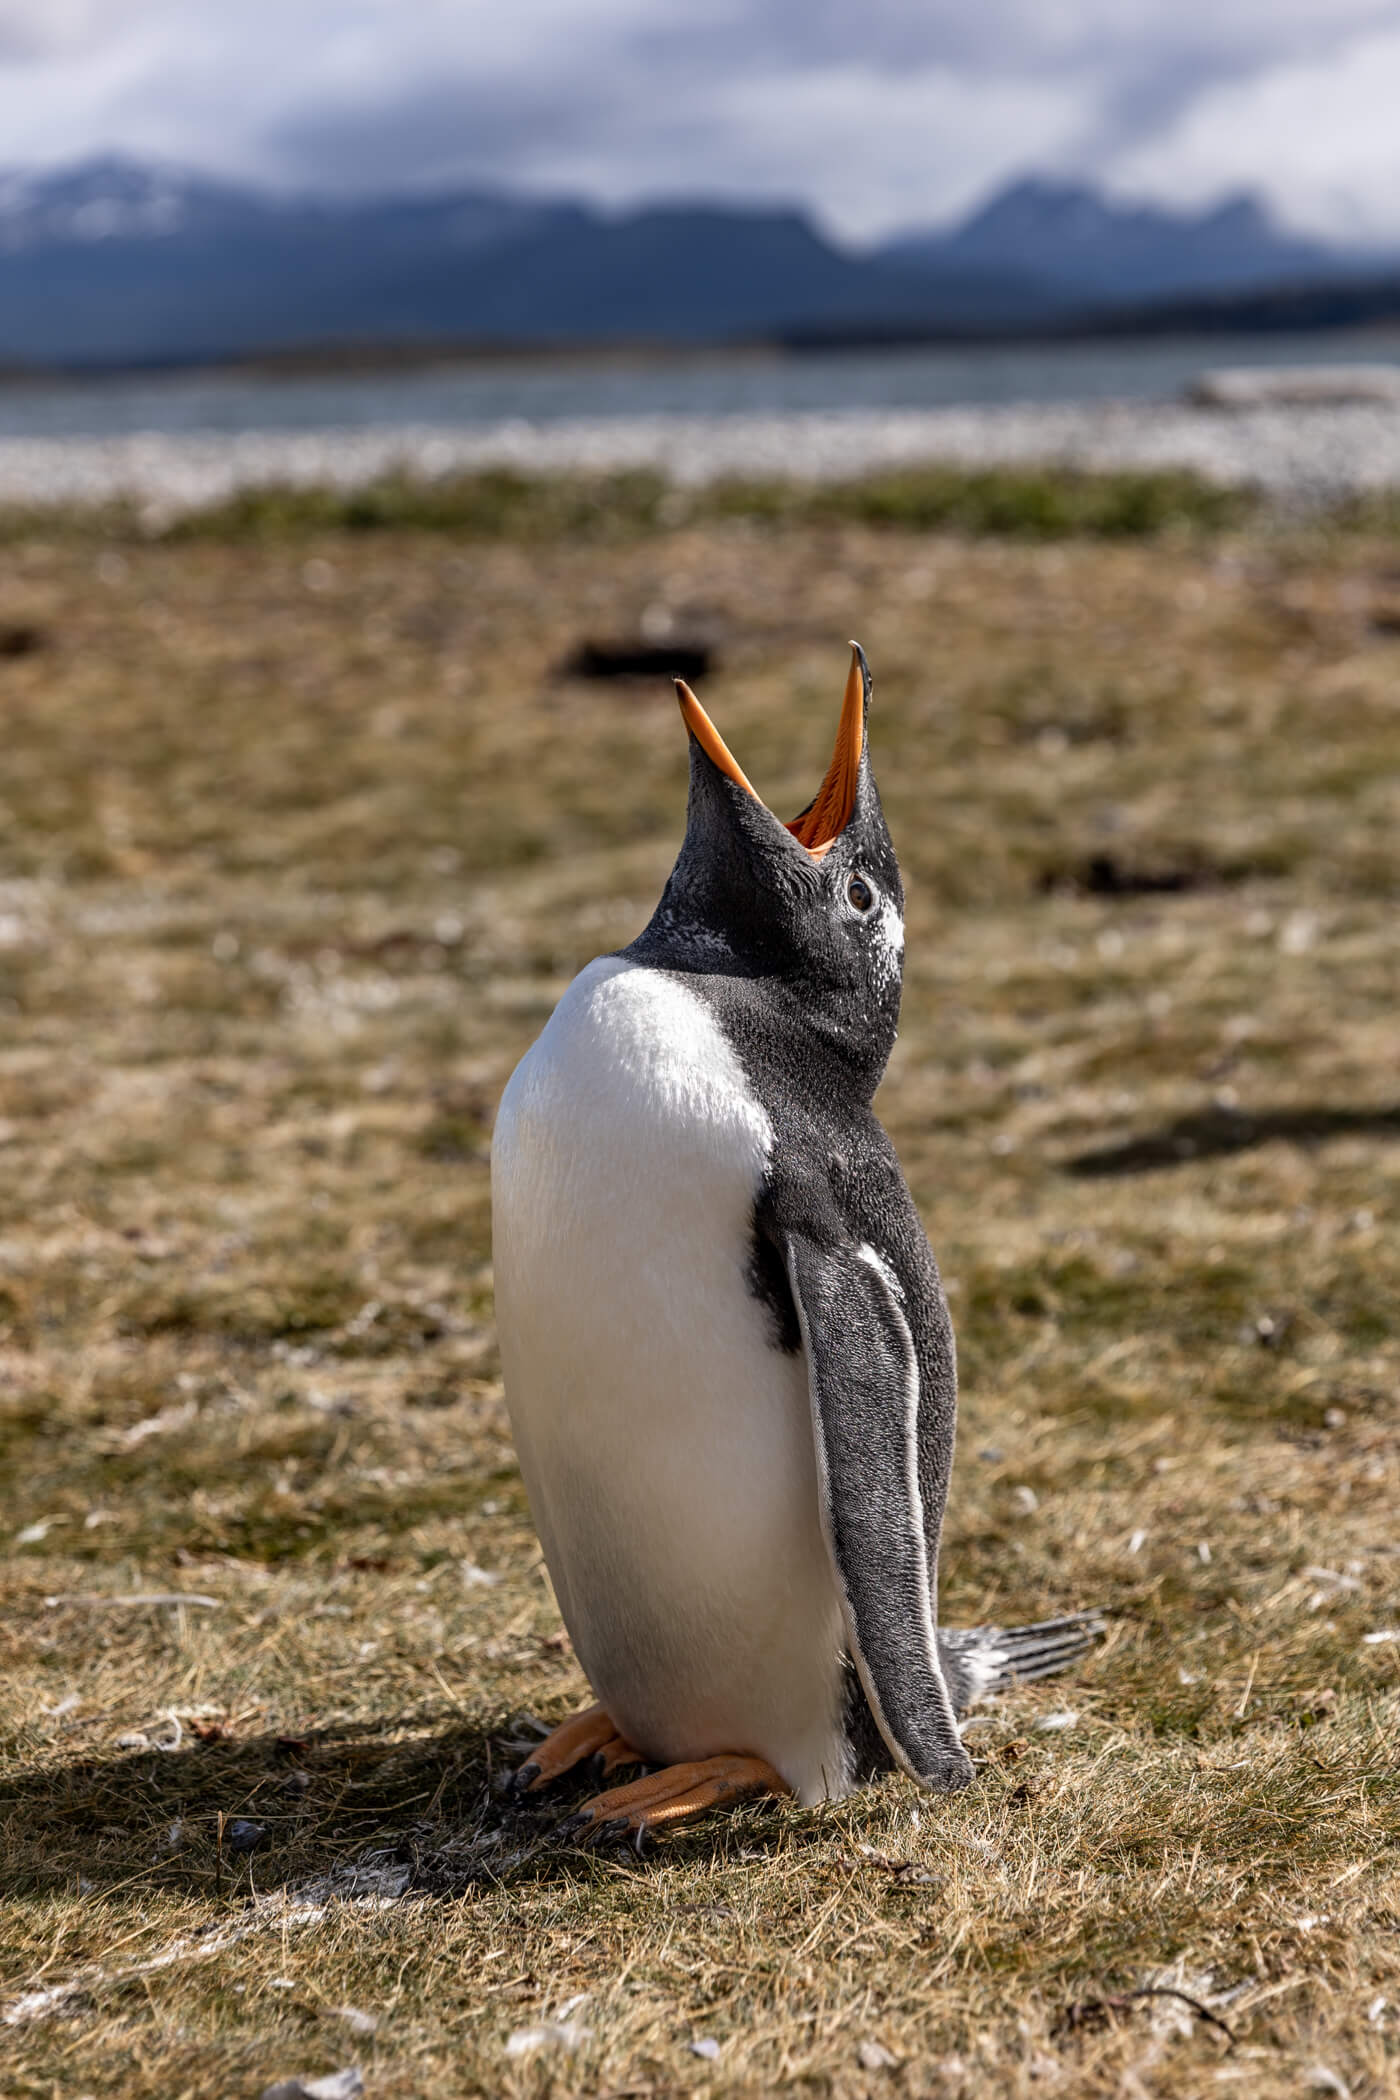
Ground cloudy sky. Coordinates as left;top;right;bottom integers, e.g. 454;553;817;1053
1;0;1399;244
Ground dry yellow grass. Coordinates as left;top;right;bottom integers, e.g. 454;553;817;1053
1;488;1398;2097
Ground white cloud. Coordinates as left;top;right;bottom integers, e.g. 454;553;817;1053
624;66;1088;239
1112;26;1400;243
0;0;1395;241
0;2;132;61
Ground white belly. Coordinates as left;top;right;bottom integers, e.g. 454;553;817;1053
491;956;848;1804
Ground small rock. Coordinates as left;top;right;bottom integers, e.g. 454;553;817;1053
506;2018;590;2056
565;636;711;683
1278;910;1319;956
858;2039;898;2071
689;2037;720;2059
16;1517;64;1546
226;1818;267;1853
331;2007;379;2038
1189;364;1400;408
260;2071;364;2100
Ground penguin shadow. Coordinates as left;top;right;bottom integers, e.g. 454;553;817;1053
0;1715;779;1908
1063;1101;1400;1178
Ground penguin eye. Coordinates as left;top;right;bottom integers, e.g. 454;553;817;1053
846;874;876;914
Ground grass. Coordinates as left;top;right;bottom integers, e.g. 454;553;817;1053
0;460;1252;548
0;477;1397;2096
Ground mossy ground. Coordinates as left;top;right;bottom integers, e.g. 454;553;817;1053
1;476;1397;2096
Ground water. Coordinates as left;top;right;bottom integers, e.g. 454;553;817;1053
1;329;1397;442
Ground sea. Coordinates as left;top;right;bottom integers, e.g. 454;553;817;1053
1;329;1397;442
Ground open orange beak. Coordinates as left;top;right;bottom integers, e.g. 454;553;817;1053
675;644;866;862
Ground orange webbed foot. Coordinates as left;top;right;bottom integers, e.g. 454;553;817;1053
557;1753;789;1846
510;1702;644;1794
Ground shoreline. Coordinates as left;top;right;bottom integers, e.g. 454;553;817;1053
2;397;1400;519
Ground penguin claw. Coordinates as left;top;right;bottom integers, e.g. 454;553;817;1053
556;1808;624;1848
590;1738;648;1784
508;1701;623;1794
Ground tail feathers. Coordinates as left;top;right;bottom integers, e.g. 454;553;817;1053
938;1612;1105;1715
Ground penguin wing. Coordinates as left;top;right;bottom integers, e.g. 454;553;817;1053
783;1228;973;1792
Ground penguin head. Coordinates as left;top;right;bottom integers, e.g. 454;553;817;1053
632;643;905;1088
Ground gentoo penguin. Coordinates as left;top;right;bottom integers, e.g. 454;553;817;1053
491;645;1100;1840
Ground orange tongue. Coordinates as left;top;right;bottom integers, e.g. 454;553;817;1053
786;645;865;859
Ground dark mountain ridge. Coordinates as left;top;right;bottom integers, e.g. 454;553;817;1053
0;155;1391;369
878;175;1355;301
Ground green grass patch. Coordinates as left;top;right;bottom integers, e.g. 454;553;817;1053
711;463;1253;538
0;460;1256;546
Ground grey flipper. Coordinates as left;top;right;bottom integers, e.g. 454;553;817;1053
939;1613;1106;1715
784;1229;973;1792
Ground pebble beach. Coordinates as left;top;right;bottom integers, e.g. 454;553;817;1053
3;385;1400;522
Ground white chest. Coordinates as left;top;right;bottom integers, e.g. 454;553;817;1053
491;957;848;1802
